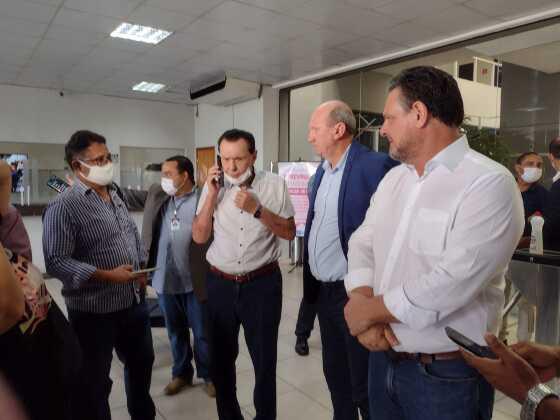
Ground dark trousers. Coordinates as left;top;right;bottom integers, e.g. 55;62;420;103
368;351;494;420
317;281;370;420
294;298;317;339
68;302;156;420
157;292;210;380
206;267;283;420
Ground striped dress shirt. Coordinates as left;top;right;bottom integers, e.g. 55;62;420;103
43;180;147;313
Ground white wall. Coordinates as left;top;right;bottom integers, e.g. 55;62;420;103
0;84;195;182
194;86;279;171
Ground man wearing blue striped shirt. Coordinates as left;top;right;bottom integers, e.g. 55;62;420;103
43;130;156;420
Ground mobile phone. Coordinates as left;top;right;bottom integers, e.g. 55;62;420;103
46;175;70;194
216;155;224;187
445;326;495;358
131;267;159;275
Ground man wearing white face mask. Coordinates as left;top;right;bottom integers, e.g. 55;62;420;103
193;129;296;420
514;151;548;244
121;155;215;397
43;130;156;420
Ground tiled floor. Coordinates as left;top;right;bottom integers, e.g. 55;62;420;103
46;261;521;420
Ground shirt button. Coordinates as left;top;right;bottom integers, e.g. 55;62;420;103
239;244;243;247
238;261;241;264
240;227;244;231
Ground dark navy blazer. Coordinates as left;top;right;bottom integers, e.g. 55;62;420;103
303;141;399;303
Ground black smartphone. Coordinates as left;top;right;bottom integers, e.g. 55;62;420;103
216;155;224;187
445;326;495;358
46;175;70;194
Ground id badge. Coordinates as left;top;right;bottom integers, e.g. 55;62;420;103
170;218;180;231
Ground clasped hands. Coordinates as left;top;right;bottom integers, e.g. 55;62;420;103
344;287;399;351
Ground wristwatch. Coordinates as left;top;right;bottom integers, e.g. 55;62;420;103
521;383;559;420
253;204;263;219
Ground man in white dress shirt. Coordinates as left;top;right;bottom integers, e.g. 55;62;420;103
193;129;295;420
343;66;524;420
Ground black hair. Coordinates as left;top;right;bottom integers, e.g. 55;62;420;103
550;137;560;159
389;66;464;127
65;130;106;167
164;155;194;183
218;129;256;154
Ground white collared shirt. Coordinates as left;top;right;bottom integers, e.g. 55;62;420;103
197;171;295;275
345;136;524;353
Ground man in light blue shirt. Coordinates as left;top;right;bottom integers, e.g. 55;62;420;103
303;100;397;420
124;156;214;398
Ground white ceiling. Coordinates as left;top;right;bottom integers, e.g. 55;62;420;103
0;0;559;103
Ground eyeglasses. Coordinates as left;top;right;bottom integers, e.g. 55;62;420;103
80;154;112;166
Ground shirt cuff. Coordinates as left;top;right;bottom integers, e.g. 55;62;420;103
71;263;97;287
383;285;439;330
344;268;375;292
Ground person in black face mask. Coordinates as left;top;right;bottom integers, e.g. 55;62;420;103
42;130;156;420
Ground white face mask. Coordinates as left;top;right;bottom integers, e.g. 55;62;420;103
521;167;542;184
79;161;114;186
224;167;252;186
161;177;184;196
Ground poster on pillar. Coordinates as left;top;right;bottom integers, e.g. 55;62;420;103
278;161;320;237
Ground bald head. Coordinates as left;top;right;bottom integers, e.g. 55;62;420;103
315;100;356;138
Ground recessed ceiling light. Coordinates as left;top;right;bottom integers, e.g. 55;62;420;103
132;81;166;93
110;22;172;45
516;106;546;112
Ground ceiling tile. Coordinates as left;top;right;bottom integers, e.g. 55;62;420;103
333;37;402;60
0;17;49;38
97;37;154;54
375;0;455;21
43;24;109;48
295;0;405;36
145;0;225;17
0;0;58;24
464;0;560;19
62;0;142;19
204;1;281;27
80;46;141;69
234;0;316;16
416;4;501;35
157;31;223;53
52;8;123;34
371;21;440;47
127;5;198;31
344;0;394;9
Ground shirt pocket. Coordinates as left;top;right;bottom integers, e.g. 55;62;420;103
409;208;449;256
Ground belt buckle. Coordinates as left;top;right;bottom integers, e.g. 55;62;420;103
234;274;241;283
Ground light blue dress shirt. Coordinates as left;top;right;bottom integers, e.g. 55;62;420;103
152;190;197;294
308;146;350;282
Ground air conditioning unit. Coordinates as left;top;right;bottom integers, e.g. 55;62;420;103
189;72;261;106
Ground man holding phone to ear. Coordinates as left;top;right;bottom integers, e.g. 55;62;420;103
343;67;524;420
43;130;155;420
193;129;296;420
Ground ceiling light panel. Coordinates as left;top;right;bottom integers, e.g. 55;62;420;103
110;22;172;44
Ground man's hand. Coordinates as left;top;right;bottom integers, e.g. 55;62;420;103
234;186;259;214
357;324;399;351
344;292;375;336
103;265;138;284
462;333;540;403
511;341;560;383
206;165;221;196
352;286;374;297
135;273;148;290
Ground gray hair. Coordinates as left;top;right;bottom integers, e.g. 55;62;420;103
328;104;356;136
